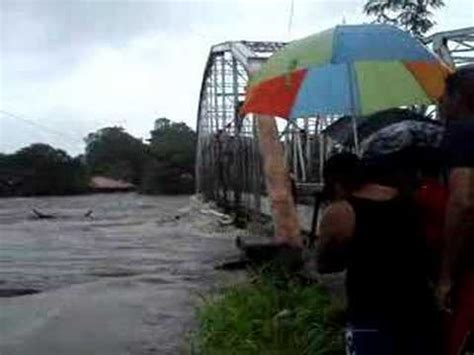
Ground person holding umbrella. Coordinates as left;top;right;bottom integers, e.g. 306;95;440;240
317;152;439;355
240;24;452;353
438;65;474;355
241;24;451;248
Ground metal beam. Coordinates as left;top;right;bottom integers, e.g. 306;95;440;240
424;27;474;68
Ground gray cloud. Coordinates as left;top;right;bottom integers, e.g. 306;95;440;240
1;0;472;155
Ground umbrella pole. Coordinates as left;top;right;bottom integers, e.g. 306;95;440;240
256;114;302;248
348;63;360;156
351;115;360;155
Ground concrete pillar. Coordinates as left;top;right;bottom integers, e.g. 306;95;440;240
256;114;302;248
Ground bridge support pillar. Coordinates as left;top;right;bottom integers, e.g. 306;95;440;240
256;114;303;248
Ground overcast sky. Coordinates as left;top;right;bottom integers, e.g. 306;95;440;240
1;0;472;155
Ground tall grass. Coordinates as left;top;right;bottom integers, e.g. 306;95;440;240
191;272;345;355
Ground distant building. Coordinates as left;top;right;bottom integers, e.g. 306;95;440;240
89;176;135;193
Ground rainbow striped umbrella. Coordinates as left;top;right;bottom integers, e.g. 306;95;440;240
241;24;452;119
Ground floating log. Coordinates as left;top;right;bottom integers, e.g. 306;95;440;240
0;288;41;297
31;208;56;219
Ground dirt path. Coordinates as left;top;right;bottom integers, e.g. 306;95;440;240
0;194;237;354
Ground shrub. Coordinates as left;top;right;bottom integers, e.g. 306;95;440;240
192;273;345;355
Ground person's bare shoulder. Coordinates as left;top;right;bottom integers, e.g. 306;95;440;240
317;200;355;273
320;200;355;243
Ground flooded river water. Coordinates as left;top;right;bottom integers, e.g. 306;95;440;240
0;193;236;354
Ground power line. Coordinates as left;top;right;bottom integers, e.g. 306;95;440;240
0;110;84;146
0;141;22;152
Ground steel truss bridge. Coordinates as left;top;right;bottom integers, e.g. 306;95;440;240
195;27;474;215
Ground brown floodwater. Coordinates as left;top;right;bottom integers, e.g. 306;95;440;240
0;193;235;354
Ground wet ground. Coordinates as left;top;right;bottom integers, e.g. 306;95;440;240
0;193;237;354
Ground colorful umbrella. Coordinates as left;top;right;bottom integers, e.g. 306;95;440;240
241;24;452;119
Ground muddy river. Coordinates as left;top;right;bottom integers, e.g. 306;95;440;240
0;193;236;354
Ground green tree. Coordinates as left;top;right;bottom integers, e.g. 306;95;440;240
141;118;196;194
364;0;445;36
0;143;88;196
149;118;196;174
84;126;148;184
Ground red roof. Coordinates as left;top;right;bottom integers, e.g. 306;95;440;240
89;176;135;190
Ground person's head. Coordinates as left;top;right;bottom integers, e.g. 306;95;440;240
360;150;418;193
440;65;474;122
323;152;360;200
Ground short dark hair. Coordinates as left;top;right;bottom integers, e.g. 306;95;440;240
445;65;474;111
323;152;360;186
361;150;418;190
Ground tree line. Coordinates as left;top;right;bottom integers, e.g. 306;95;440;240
0;118;196;196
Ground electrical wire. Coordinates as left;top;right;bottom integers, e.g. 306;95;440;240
0;110;84;142
0;109;84;152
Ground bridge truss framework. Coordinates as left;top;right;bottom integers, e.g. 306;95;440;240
195;27;474;214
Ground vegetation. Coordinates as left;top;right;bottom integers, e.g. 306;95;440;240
149;118;196;173
142;118;196;194
84;126;148;185
364;0;445;36
0;144;88;196
192;272;345;355
0;118;196;197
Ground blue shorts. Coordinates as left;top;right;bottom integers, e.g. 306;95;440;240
345;326;396;355
345;324;437;355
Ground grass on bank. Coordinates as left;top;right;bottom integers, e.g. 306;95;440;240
191;271;345;355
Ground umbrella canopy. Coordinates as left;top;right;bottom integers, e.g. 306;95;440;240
241;24;452;119
361;120;444;159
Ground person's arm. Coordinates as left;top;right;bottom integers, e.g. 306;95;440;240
438;121;474;307
317;200;355;273
439;168;474;300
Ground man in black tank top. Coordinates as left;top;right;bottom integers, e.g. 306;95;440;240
317;156;439;355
